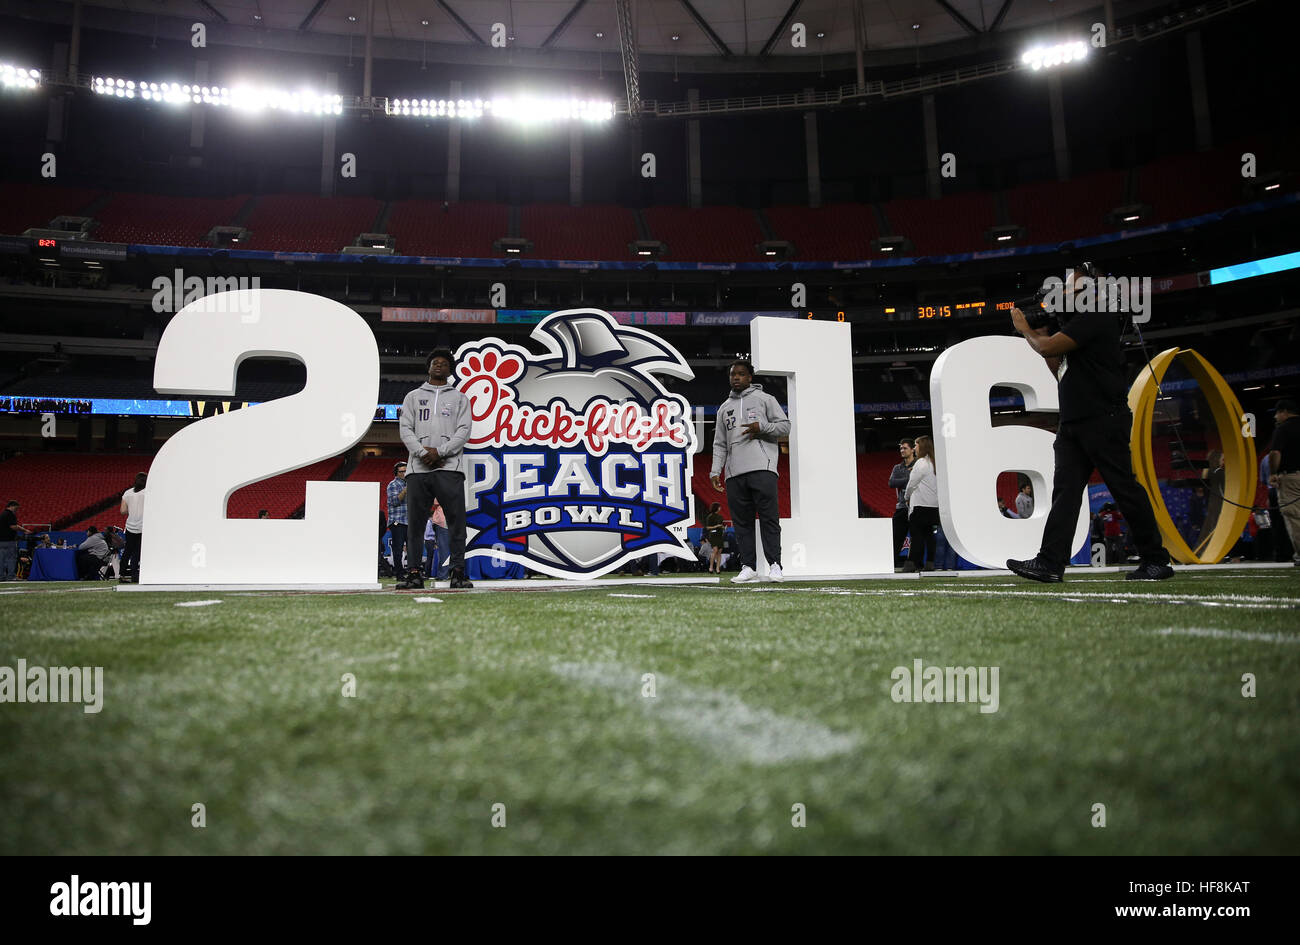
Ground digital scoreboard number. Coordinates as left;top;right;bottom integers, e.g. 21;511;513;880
37;237;58;249
915;300;1015;319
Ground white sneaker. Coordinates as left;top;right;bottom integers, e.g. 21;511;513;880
767;564;784;582
732;566;758;584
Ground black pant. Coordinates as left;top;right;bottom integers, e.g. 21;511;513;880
122;530;141;580
1039;410;1169;572
892;507;910;560
907;506;939;564
76;550;108;580
388;523;407;573
405;471;466;575
725;470;781;569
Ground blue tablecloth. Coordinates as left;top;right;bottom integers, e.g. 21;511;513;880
466;556;527;580
29;548;77;581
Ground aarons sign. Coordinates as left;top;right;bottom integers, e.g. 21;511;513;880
455;309;698;578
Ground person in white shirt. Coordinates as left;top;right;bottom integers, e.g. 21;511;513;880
1015;482;1034;519
903;435;939;572
119;472;146;583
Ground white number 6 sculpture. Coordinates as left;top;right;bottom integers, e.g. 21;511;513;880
141;289;380;586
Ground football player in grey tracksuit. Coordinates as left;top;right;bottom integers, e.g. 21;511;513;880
709;360;791;582
398;348;473;589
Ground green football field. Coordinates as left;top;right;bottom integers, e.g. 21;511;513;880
2;567;1297;855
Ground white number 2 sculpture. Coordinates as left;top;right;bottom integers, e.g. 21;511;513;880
141;290;379;586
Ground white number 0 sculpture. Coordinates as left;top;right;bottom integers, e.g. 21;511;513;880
141;290;380;586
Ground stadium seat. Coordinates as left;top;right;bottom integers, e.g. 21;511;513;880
520;204;638;261
386;200;508;257
242;194;381;254
642;206;764;263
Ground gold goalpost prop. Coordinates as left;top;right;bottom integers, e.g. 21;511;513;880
1127;347;1257;565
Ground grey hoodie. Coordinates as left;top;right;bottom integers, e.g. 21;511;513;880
399;382;472;475
710;383;791;480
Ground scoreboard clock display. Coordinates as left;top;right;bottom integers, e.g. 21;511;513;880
913;300;1015;319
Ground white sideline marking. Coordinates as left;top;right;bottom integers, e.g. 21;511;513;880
608;593;655;599
709;586;1299;610
552;661;858;765
174;599;223;608
412;596;444;603
1153;627;1300;644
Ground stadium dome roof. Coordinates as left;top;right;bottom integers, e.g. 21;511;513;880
28;0;1161;69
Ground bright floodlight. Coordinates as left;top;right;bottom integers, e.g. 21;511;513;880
90;75;342;114
0;64;41;90
386;94;613;123
1021;40;1089;71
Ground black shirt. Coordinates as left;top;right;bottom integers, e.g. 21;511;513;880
1056;309;1127;422
0;508;18;542
1268;416;1300;473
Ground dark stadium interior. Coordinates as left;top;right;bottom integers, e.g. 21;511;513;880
0;0;1296;532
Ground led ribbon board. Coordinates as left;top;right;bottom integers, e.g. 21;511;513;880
1128;348;1256;564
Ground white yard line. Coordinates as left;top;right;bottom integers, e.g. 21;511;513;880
552;661;858;765
607;593;656;599
1152;627;1300;644
704;584;1298;610
174;599;223;608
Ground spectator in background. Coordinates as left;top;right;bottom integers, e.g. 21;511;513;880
423;498;451;582
103;525;125;578
1199;449;1225;544
1099;503;1125;564
76;526;111;580
1015;482;1034;519
1260;452;1291;562
258;509;270;520
889;438;916;564
998;498;1017;519
903;435;940;573
1;499;29;581
386;462;409;575
1265;399;1300;565
704;502;726;574
119;472;146;583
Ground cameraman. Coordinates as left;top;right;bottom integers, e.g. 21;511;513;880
1006;267;1173;582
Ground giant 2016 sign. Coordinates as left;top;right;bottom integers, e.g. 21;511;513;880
139;290;1222;586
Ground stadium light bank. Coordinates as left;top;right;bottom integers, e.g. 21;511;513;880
86;74;612;124
1020;40;1090;71
383;96;615;123
0;63;41;91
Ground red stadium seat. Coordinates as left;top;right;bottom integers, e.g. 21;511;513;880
386;200;508;257
520;204;638;261
642;206;764;263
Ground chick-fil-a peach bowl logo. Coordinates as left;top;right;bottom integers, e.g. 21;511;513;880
456;309;698;579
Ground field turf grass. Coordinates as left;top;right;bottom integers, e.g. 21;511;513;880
2;568;1297;855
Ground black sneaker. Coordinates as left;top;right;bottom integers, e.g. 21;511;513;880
1006;557;1064;583
449;569;474;589
1125;561;1175;581
394;570;424;590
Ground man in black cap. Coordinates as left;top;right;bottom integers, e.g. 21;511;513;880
1266;399;1300;565
1006;266;1172;582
